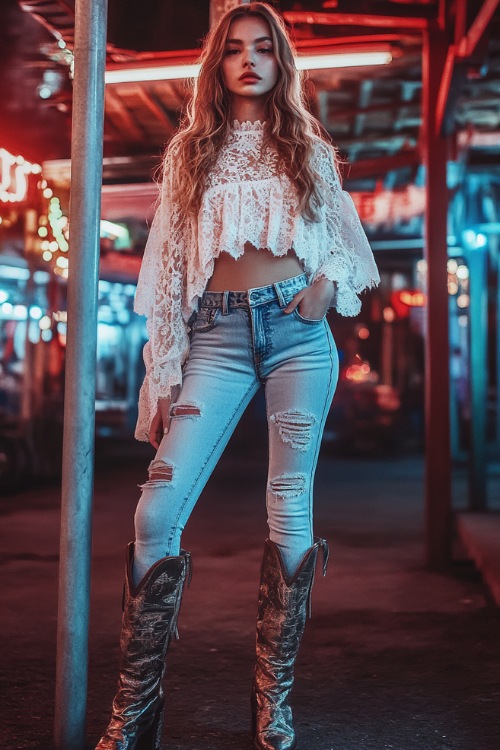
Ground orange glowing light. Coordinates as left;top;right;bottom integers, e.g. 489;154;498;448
390;289;427;319
345;362;372;382
0;148;39;204
398;290;426;307
383;306;396;323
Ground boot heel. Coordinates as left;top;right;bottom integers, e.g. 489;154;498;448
136;703;164;750
250;689;257;739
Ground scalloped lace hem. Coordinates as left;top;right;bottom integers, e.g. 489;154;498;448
232;119;266;131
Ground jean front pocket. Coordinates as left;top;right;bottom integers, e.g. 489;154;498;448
292;308;326;325
192;306;220;333
281;287;325;326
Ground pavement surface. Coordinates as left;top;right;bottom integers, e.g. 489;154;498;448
1;438;500;750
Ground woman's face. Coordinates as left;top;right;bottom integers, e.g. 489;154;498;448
221;16;279;103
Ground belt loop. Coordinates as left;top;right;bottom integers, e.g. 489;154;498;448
222;290;229;316
273;281;286;309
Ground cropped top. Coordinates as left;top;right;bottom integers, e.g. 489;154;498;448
134;119;379;441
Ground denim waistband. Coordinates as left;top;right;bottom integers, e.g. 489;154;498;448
201;273;308;311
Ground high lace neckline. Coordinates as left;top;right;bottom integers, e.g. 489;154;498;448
232;119;266;132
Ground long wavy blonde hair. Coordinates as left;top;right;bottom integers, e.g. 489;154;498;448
166;1;338;221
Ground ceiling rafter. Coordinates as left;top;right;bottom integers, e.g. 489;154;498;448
19;0;75;44
105;88;145;143
134;88;177;136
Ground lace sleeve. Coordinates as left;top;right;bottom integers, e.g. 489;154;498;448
133;146;192;442
311;140;380;317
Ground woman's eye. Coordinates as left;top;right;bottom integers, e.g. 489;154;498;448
224;49;239;56
258;48;273;54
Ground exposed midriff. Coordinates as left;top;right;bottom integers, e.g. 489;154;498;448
206;242;303;291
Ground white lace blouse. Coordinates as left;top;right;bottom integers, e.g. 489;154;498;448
134;120;379;441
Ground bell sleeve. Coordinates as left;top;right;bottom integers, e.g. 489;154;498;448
311;140;380;317
133;145;193;442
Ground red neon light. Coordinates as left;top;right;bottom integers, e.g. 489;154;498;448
390;289;426;319
351;185;426;225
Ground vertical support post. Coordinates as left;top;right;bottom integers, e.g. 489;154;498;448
422;27;452;569
209;0;240;28
449;297;461;461
496;246;500;454
381;318;394;386
468;245;488;509
22;210;38;469
54;1;108;748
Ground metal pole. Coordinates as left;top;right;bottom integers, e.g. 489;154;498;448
468;245;488;509
54;0;108;748
422;27;452;569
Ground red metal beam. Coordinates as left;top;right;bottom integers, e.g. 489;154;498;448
435;44;457;135
457;0;500;58
377;0;435;3
294;33;418;50
454;0;468;43
283;11;429;30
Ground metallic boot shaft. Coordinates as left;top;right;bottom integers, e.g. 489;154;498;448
252;537;329;750
95;543;191;750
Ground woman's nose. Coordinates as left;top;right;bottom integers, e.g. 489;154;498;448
243;49;256;67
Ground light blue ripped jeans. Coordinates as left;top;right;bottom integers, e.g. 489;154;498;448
134;274;338;581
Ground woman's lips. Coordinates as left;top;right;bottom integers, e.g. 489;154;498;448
239;74;261;82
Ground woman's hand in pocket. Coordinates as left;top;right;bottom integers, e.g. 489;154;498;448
283;278;336;320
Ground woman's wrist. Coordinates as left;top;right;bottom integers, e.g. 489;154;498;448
158;384;181;406
313;277;337;305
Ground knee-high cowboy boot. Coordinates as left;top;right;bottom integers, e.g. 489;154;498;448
96;542;191;750
251;537;329;750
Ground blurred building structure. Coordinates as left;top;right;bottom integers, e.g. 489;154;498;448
0;0;499;521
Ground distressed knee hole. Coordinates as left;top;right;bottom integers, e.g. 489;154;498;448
268;473;307;501
147;459;174;482
270;410;316;451
170;402;201;419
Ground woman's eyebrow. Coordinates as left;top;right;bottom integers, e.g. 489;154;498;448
225;36;273;44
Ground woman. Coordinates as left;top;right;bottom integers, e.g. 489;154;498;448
96;3;379;749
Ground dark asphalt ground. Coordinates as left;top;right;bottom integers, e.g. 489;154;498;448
1;437;499;750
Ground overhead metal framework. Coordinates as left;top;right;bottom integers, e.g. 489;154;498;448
18;0;500;184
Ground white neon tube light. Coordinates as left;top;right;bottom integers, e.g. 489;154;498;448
104;51;391;84
105;63;202;83
295;52;392;71
100;219;129;238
